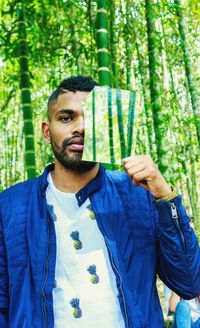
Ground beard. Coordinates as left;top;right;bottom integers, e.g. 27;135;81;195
50;134;97;173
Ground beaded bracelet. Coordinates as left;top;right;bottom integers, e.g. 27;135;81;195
155;189;178;202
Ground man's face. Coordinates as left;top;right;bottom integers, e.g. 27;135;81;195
43;91;96;172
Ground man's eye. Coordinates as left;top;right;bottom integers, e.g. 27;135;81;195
60;116;72;122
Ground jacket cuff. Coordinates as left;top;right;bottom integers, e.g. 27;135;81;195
154;195;190;226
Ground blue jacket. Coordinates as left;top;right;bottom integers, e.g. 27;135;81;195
0;164;200;328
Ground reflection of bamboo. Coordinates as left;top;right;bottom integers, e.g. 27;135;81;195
107;88;115;164
92;90;96;161
116;89;127;159
127;92;135;156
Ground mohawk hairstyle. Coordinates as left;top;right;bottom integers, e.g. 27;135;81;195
47;76;97;121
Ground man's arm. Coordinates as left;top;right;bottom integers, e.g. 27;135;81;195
0;215;9;327
153;195;200;299
123;155;200;299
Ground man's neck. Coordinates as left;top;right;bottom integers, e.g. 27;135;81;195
51;160;100;193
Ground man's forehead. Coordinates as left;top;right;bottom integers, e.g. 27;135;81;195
53;91;89;108
48;90;90;121
61;90;89;100
49;91;89;118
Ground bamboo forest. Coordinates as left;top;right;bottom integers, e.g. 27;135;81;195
0;0;199;237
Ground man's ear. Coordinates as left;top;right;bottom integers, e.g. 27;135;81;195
42;121;51;144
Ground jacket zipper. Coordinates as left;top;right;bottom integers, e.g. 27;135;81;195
90;199;130;328
169;202;187;253
104;236;130;328
41;209;52;326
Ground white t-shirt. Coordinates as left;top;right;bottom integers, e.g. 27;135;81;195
46;173;125;328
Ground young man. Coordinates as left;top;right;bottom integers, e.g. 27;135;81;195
0;76;199;328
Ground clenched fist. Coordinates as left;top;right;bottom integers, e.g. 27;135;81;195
122;155;172;199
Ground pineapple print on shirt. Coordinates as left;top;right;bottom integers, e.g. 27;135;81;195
87;265;100;284
86;204;95;220
70;231;83;250
70;298;82;318
49;204;57;221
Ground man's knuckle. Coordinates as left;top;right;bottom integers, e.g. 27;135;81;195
133;174;138;181
149;166;155;174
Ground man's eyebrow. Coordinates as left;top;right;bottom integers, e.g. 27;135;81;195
55;109;75;116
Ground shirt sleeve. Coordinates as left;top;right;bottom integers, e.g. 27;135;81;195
0;212;9;327
153;194;200;299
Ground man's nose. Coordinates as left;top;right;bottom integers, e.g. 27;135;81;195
73;116;85;134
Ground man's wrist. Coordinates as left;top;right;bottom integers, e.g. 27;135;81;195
155;189;178;202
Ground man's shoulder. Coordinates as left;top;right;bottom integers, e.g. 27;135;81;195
105;169;129;183
104;169;153;221
105;168;151;201
105;169;138;190
0;176;39;203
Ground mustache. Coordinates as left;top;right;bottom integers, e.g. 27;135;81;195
61;135;84;150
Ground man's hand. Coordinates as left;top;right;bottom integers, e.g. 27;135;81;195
122;155;172;199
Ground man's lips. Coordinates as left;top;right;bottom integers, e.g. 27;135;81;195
67;138;84;151
68;144;84;151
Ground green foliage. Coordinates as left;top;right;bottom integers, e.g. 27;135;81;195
0;0;199;232
165;319;172;328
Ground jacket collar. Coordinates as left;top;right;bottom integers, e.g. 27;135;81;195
39;163;105;206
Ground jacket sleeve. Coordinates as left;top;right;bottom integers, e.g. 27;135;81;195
153;194;200;299
0;213;9;327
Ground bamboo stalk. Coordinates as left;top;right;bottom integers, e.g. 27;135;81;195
107;88;115;163
135;41;154;156
116;89;127;159
92;90;96;161
174;0;200;148
17;2;36;179
125;0;131;89
96;0;111;86
127;91;135;156
109;0;118;88
145;0;166;174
